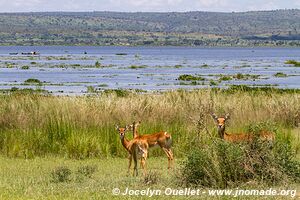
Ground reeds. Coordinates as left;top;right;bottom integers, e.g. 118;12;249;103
0;88;299;158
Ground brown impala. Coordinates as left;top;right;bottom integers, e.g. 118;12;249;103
129;121;174;169
211;113;275;142
116;125;148;176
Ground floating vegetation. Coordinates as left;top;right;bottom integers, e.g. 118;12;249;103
178;81;204;86
174;65;183;68
98;84;108;87
24;78;42;84
285;60;300;67
177;74;205;81
209;80;218;86
87;86;96;93
200;64;209;68
21;65;30;70
0;87;49;94
218;75;233;81
274;72;288;77
234;73;260;80
95;61;101;68
129;65;147;69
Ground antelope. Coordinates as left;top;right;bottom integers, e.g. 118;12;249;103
116;125;148;176
129;121;174;169
211;113;275;142
116;125;133;174
129;137;149;176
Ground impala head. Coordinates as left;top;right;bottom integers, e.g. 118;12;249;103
115;125;129;139
128;121;141;131
211;113;230;130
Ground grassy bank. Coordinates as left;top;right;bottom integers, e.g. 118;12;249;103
0;88;300;199
0;156;298;199
0;88;299;159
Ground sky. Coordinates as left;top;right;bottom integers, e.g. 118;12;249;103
0;0;299;12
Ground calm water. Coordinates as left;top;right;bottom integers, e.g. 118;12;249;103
0;46;300;95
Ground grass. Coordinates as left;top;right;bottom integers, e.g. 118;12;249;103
0;89;300;199
0;88;299;158
1;156;298;199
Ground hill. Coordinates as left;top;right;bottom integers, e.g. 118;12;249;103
0;10;299;46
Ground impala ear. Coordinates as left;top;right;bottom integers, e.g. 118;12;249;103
115;125;119;131
125;125;130;130
224;113;230;120
211;113;218;120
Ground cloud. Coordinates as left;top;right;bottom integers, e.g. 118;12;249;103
0;0;298;12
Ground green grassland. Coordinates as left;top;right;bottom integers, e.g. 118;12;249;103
0;88;300;199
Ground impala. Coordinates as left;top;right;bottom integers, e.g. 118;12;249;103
211;113;275;142
116;125;133;174
116;125;148;176
129;137;149;176
129;121;174;169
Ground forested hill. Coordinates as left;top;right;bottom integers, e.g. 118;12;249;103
0;9;299;46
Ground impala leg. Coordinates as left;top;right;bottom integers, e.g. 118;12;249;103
140;151;148;176
127;154;132;175
167;149;174;169
133;154;138;177
162;147;173;169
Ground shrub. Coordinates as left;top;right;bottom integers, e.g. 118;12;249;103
179;136;300;188
50;166;72;183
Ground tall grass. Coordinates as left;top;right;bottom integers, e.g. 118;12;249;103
0;88;299;159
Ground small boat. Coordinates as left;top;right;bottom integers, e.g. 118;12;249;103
9;53;18;55
21;51;40;55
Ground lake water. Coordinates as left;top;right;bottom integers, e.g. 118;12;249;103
0;46;300;95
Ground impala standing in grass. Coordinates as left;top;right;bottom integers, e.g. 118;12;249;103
130;121;174;169
116;124;149;176
211;113;275;142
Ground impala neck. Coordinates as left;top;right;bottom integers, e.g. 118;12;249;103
133;125;138;138
218;126;226;139
120;135;130;151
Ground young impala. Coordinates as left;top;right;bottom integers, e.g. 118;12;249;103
211;113;275;142
116;125;133;174
129;121;174;169
116;125;148;176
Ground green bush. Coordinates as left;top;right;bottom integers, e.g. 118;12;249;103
50;166;72;183
179;137;300;188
